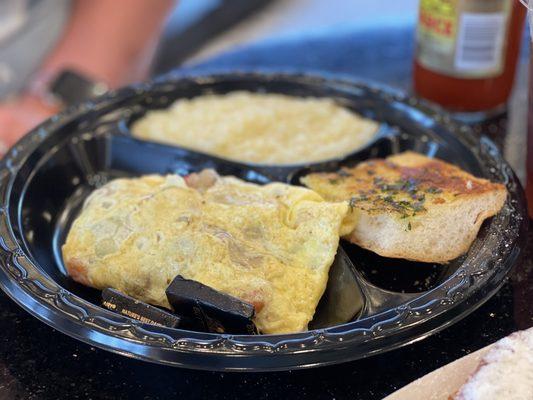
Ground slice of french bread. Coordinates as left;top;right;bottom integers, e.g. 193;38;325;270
301;152;507;263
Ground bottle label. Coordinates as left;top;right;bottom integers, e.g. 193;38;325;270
416;0;511;78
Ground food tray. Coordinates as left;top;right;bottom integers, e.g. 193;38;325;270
0;72;526;371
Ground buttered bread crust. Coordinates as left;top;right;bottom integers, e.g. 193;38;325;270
62;171;349;334
131;91;378;165
301;152;507;263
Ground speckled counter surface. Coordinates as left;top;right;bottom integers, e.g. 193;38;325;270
0;27;531;400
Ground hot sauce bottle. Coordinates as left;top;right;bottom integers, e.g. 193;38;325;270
414;0;526;115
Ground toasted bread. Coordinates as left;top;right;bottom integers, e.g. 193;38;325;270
301;152;507;263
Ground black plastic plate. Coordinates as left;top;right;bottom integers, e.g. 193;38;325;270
0;73;526;371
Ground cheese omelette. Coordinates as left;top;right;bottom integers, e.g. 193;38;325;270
62;170;350;334
131;91;378;165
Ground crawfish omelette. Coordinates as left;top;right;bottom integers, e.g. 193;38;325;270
131;91;378;165
62;170;350;334
301;152;506;263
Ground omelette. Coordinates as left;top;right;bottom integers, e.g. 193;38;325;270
131;91;378;165
301;152;506;263
62;170;349;334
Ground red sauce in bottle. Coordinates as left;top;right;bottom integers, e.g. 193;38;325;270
414;0;526;112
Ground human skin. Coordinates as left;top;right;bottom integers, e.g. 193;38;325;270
0;0;174;151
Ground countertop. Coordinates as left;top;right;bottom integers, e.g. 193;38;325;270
0;26;532;400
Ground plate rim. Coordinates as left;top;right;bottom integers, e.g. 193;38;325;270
0;71;527;371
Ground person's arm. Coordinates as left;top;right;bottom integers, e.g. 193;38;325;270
0;0;174;149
